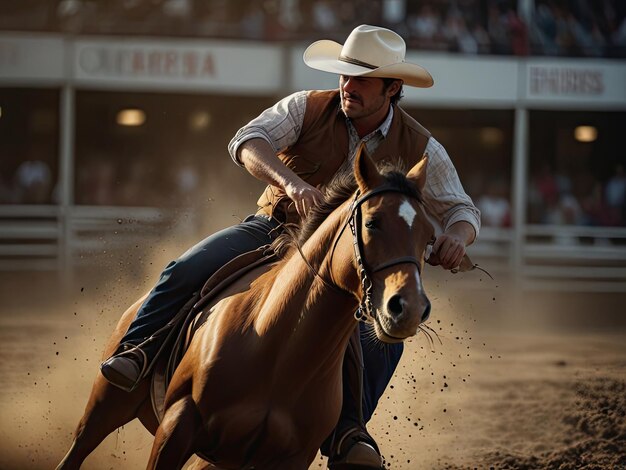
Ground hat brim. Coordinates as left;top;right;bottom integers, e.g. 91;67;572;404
303;39;434;88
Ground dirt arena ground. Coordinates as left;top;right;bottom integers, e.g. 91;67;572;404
1;260;625;470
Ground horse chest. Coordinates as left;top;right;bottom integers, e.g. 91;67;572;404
201;404;315;467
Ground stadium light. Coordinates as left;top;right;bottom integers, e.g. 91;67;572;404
574;125;597;143
189;111;211;131
480;127;504;147
116;108;146;127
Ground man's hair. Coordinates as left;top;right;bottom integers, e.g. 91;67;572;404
382;78;404;105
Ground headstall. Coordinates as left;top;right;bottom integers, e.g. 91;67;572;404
346;185;422;323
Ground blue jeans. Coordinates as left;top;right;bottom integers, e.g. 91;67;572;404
321;322;404;454
360;323;404;423
121;214;280;350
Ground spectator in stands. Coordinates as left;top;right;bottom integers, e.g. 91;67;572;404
312;0;339;32
100;24;480;469
277;0;302;34
528;162;582;225
173;157;200;205
76;156;116;206
239;1;265;39
488;0;512;54
533;162;560;212
530;2;560;55
56;0;88;33
161;0;192;34
13;159;53;204
573;172;605;226
118;157;157;206
508;8;530;55
568;14;607;57
612;16;626;50
553;4;578;55
409;3;444;50
0;173;12;204
194;0;233;37
605;164;626;225
477;178;511;227
443;6;479;54
472;21;492;53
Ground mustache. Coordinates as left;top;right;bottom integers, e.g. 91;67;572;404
342;92;362;104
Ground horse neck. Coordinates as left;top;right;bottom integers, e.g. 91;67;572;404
253;200;359;368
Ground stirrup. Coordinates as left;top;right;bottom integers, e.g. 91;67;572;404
100;344;148;392
327;427;383;470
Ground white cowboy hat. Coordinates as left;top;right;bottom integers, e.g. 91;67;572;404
303;24;433;88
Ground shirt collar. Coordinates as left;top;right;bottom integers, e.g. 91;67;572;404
379;104;394;137
341;104;395;140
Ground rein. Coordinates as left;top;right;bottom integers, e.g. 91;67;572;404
346;184;422;322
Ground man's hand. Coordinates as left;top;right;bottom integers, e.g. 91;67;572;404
239;138;324;219
285;181;324;218
427;221;476;270
428;233;466;270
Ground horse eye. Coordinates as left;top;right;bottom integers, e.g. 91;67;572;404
364;219;377;230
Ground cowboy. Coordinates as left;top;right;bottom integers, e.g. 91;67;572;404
101;24;480;468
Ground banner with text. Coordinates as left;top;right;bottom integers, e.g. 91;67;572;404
73;39;283;94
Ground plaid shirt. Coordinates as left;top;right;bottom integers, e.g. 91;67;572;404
228;90;481;237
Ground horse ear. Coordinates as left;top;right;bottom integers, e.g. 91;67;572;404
406;154;428;191
354;143;384;193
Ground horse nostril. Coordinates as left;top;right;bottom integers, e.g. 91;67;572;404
387;294;404;316
421;300;431;323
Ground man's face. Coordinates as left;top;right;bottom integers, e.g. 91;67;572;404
339;75;396;122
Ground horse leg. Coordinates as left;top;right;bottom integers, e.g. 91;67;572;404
147;395;202;470
57;296;152;469
56;373;152;469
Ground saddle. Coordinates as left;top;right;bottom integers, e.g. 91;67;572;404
148;244;278;421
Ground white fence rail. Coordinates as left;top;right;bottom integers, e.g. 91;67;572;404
0;205;62;271
1;206;626;292
66;205;172;264
0;205;173;272
465;225;626;292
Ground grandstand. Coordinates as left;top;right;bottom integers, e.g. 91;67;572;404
0;0;625;292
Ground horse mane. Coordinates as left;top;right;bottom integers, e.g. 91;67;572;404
272;160;422;259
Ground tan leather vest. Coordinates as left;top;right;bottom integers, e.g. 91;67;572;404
256;89;432;224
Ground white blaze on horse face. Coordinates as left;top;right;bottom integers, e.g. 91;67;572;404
398;199;417;228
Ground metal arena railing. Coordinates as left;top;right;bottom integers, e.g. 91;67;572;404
0;205;171;273
1;205;626;292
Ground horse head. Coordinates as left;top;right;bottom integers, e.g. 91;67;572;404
336;145;434;343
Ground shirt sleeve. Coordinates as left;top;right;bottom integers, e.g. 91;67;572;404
228;90;308;166
421;137;481;239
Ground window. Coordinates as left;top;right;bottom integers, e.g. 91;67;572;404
0;88;59;205
528;110;626;226
406;107;514;227
74;90;275;208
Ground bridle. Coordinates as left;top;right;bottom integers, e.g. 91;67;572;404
340;184;423;323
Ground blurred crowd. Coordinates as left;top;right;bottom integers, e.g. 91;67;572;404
4;155;626;230
1;0;625;225
0;159;56;205
527;163;626;228
470;163;626;229
0;153;201;207
0;0;624;57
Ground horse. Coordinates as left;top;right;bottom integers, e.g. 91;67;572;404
56;145;434;470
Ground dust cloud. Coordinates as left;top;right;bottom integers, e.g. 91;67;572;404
1;239;625;469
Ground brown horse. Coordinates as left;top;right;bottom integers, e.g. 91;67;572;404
56;146;434;470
